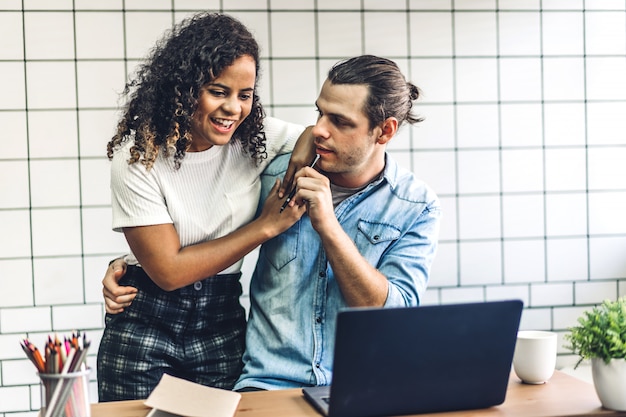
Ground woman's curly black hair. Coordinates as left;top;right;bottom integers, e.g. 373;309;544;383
106;12;267;170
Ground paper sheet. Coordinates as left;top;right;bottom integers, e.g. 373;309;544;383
144;374;241;417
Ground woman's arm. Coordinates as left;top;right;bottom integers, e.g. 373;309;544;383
124;179;306;291
279;125;316;197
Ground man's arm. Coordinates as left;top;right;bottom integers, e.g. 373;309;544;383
102;258;136;314
319;219;389;307
292;167;389;307
292;166;439;308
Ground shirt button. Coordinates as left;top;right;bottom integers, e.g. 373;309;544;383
316;317;322;323
319;271;326;278
316;363;320;368
194;281;203;290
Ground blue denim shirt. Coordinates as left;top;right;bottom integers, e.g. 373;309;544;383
234;153;441;390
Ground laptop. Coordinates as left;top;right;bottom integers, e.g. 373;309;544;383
303;299;523;417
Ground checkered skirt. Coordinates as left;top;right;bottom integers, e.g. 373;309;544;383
97;265;246;401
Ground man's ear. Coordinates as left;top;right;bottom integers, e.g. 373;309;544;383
376;117;399;145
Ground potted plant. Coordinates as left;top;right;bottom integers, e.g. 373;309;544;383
564;297;626;411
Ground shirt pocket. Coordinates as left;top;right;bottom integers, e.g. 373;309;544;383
354;219;401;258
262;221;301;271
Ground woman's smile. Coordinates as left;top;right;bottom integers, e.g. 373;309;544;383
189;55;257;152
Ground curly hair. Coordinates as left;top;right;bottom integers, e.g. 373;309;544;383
106;12;267;170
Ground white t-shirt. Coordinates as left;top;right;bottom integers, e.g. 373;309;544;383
111;117;305;274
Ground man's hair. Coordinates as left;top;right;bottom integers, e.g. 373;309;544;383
327;55;424;130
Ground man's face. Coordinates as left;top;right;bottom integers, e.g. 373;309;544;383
312;79;385;188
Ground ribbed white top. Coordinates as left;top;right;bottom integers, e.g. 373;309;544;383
110;117;305;273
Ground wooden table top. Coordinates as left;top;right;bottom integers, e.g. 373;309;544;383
89;370;625;417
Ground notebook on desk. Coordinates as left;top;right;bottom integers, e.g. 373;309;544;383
302;299;524;417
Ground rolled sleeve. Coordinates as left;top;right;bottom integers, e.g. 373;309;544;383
382;204;442;307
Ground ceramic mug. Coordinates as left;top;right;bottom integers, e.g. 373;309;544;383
513;330;557;384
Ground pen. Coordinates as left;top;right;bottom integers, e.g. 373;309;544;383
280;154;320;213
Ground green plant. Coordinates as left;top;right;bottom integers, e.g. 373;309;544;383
564;297;626;368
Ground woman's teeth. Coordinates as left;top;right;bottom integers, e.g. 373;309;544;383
213;118;235;128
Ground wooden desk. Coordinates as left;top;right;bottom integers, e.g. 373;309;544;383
90;370;626;417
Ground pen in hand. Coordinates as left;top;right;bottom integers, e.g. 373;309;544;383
280;154;320;213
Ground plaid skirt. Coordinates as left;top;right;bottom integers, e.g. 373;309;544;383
97;265;246;402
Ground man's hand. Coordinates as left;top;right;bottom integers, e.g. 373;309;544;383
102;258;137;314
290;166;336;233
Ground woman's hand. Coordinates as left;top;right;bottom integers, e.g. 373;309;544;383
280;126;316;198
102;258;137;314
258;179;306;235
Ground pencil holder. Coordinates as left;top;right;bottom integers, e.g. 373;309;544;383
39;369;91;417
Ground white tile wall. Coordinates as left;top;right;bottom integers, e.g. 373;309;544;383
270;59;319;104
1;3;625;414
498;12;540;55
27;111;78;159
530;283;573;307
587;57;626;100
589;193;626;234
455;12;498;56
1;112;28;159
0;212;31;258
125;12;173;59
364;12;409;56
23;12;75;60
318;12;363;56
0;63;26;109
271;12;316;57
77;61;128;108
456;104;500;147
459;241;502;285
0;261;33;308
589;237;626;279
503;240;546;283
0;162;30;209
501;195;544;238
588;102;626;145
33;258;84;305
500;104;542;147
0;386;31;413
455;58;499;101
0;308;51;334
501;149;544;192
546;238;589;281
542;12;584;55
544;103;586;146
457;196;501;238
0;12;24;60
75;12;125;59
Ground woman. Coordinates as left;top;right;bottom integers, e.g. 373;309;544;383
97;12;311;401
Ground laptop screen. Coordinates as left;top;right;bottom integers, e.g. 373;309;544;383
304;300;523;417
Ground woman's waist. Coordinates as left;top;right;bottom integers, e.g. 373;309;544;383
124;253;243;276
120;263;242;295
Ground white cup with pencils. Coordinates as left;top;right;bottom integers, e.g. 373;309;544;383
39;368;91;417
21;332;91;417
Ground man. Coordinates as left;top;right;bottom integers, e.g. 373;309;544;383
103;55;441;391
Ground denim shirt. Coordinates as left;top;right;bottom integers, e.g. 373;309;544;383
234;153;441;390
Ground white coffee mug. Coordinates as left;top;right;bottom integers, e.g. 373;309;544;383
513;330;557;384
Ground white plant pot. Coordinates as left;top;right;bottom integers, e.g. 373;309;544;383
591;357;626;411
